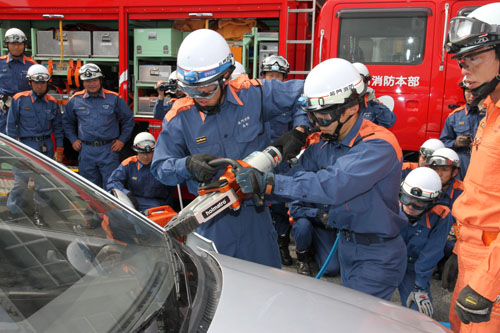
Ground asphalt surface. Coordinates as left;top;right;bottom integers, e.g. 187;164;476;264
281;244;453;325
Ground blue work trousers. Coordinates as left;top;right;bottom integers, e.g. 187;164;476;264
79;142;119;188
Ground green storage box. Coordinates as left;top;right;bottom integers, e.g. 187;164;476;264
134;28;183;57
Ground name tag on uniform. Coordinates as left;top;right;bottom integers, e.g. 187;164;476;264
132;176;137;180
196;136;207;144
24;107;31;110
459;121;465;125
2;69;7;72
79;106;85;110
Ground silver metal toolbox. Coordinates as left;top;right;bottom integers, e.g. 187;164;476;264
137;97;157;117
37;31;91;57
92;31;119;57
138;65;171;82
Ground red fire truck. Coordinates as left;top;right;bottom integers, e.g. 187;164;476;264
313;0;491;152
0;0;491;154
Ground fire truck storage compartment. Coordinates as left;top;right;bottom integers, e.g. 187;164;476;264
92;31;119;58
134;28;183;57
258;41;279;66
36;31;91;57
137;97;157;117
138;65;172;82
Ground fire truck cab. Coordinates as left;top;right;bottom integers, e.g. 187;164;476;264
314;0;490;152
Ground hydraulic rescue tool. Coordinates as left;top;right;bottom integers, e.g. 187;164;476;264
165;146;282;238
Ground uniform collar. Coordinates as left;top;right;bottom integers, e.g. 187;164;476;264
6;53;27;64
30;91;50;103
83;89;105;99
225;84;244;106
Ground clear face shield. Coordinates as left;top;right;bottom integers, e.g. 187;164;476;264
446;16;500;55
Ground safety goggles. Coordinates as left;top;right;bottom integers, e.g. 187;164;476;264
425;155;455;167
400;193;431;211
178;81;220;99
135;142;155;153
307;104;346;127
456;47;495;69
79;64;103;80
419;147;435;157
28;73;50;82
4;35;26;43
448;16;500;45
262;56;289;73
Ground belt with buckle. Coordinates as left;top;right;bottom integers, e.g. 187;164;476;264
341;230;396;246
20;135;50;142
82;139;114;147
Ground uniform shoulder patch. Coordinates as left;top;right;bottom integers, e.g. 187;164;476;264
166;97;195;122
357;119;403;162
102;89;119;97
448;105;466;117
45;94;58;103
69;90;86;100
430;204;450;219
229;75;262;92
25;57;37;65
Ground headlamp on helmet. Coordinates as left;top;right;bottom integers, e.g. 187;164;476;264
79;63;104;81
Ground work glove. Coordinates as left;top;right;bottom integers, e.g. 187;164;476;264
126;192;140;210
235;167;275;203
53;147;64;163
454;135;472;148
316;209;330;228
271;127;309;161
455;285;494;324
441;253;458;292
406;286;434;317
186;153;218;183
0;94;12;114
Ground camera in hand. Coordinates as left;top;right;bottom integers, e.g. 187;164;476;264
158;82;177;92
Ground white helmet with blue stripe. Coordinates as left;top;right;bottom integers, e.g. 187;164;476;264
176;29;235;88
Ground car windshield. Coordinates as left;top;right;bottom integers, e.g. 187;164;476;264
0;135;175;332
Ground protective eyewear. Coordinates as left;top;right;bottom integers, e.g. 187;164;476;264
448;16;500;45
457;47;495;69
425;155;454;167
134;140;155;153
179;82;220;99
419;147;435;157
28;73;50;82
400;193;430;211
4;35;26;43
307;104;346;127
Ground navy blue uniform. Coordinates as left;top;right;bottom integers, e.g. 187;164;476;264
63;89;134;188
107;156;174;212
398;205;453;310
0;53;36;133
273;116;407;299
151;76;308;268
440;104;485;180
289;201;340;276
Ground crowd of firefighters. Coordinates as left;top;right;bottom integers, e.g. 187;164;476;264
1;2;499;331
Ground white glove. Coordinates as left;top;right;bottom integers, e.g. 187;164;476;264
406;286;433;317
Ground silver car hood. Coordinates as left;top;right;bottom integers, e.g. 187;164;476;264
206;252;449;333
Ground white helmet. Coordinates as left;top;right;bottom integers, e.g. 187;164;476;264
79;63;104;81
419;138;445;157
426;147;460;168
176;29;234;90
231;61;247;79
352;62;369;77
133;132;155;153
66;239;102;276
260;55;290;78
400;167;442;210
446;2;500;58
301;58;366;111
27;64;51;82
4;28;27;43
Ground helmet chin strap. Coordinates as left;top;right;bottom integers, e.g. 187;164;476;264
320;113;354;142
470;63;500;107
194;81;226;115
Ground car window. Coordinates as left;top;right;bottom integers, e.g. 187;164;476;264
338;10;428;64
0;136;175;332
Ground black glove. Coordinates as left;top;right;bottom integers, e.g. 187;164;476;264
186;153;218;183
271;127;309;161
126;192;139;210
455;285;494;324
441;253;458;292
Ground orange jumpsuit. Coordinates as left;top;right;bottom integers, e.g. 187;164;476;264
450;96;500;332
